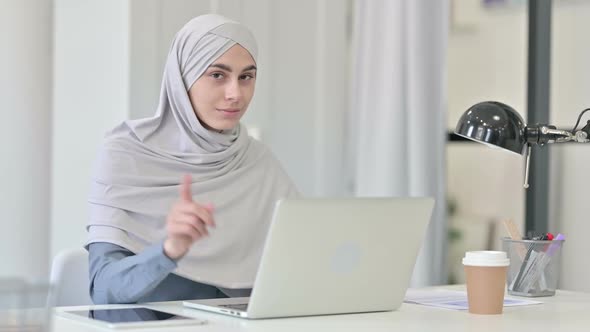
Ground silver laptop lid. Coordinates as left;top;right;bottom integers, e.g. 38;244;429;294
246;197;435;318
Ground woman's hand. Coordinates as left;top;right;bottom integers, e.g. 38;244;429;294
163;174;215;260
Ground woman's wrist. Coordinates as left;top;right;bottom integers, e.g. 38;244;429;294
163;237;188;260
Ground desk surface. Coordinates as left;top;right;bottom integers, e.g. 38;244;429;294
52;285;590;332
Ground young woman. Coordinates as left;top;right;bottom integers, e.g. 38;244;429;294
86;14;299;304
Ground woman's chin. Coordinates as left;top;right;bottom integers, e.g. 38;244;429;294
208;120;240;132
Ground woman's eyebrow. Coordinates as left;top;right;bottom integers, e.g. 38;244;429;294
241;65;257;72
209;63;257;73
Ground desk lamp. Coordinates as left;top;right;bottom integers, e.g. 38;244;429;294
455;101;590;188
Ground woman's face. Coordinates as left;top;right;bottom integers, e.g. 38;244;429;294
188;44;257;131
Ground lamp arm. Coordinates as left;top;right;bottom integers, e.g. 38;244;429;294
540;127;575;143
524;108;590;144
523;144;531;189
525;125;590;145
574;121;590;142
521;124;589;189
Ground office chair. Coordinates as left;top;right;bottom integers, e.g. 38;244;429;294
49;248;93;306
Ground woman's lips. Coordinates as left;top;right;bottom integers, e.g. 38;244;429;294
217;108;241;117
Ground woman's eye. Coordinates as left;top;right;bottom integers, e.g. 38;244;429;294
210;72;224;79
240;74;255;80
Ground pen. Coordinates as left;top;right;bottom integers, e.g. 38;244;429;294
518;233;565;293
546;233;565;255
513;242;535;292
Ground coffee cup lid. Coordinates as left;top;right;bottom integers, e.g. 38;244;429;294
462;251;510;267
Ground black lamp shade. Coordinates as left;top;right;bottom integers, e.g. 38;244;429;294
455;101;527;155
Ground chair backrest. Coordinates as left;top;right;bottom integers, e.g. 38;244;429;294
49;248;93;306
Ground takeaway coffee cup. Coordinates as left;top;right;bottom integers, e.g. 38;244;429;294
462;251;510;314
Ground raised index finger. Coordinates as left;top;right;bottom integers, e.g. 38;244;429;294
180;174;193;202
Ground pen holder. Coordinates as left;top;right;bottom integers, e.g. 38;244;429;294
0;278;53;331
502;237;564;297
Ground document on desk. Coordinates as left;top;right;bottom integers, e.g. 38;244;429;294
404;289;542;311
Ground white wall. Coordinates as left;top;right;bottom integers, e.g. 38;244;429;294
448;4;527;128
52;0;131;257
447;1;590;290
447;4;527;284
253;0;350;196
0;0;52;280
550;1;590;292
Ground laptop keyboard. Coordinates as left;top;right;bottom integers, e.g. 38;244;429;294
219;303;249;311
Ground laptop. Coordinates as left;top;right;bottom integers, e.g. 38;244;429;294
183;197;435;319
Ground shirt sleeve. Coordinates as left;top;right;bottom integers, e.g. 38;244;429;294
88;241;177;304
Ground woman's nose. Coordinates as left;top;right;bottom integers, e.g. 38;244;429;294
225;80;242;102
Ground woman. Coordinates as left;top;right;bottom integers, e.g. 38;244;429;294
86;14;299;304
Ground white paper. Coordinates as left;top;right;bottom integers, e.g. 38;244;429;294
404;289;542;311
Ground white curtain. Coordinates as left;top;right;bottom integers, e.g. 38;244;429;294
349;0;449;286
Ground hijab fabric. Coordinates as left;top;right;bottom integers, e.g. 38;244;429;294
86;14;298;289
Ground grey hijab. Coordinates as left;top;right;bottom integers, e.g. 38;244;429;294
87;14;298;289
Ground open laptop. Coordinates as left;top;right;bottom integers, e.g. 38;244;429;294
183;197;435;319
